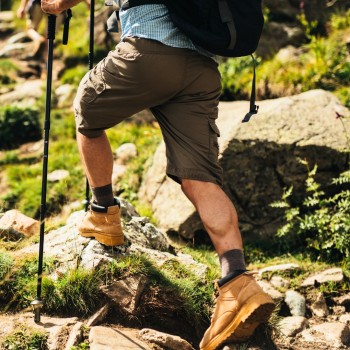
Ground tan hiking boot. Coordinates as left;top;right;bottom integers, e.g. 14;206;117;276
200;272;275;350
78;199;124;246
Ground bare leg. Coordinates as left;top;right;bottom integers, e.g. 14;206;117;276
77;131;113;187
181;179;242;256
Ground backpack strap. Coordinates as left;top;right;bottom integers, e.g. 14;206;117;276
218;0;236;50
242;55;259;123
120;0;164;9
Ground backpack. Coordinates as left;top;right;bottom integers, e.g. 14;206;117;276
117;0;265;122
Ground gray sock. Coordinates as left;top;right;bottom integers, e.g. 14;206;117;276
219;249;246;278
91;183;114;208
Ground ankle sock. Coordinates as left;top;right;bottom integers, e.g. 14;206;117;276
91;184;114;208
218;249;246;287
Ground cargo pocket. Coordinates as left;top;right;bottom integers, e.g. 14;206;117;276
81;60;107;104
208;120;220;161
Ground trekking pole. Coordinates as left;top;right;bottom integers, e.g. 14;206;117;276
31;10;72;323
84;0;95;212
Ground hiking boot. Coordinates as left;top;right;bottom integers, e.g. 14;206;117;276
78;198;124;246
200;272;275;350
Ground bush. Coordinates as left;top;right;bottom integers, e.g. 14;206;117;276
0;106;42;150
271;162;350;263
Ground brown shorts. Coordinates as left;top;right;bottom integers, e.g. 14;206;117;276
74;37;223;186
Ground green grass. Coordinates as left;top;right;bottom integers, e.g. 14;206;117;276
1;324;48;350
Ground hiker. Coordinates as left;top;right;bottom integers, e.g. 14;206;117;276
17;0;65;59
41;1;275;348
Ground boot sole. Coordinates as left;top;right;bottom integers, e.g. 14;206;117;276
80;231;124;246
201;293;275;350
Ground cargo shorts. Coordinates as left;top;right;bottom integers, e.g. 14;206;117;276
74;37;223;186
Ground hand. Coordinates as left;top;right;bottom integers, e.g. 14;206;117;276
17;6;25;19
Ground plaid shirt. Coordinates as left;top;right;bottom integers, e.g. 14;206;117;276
118;3;213;57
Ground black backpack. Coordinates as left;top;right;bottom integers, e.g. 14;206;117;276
118;0;264;121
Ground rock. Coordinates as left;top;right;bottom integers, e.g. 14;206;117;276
89;326;152;350
0;42;30;58
64;321;83;350
55;84;75;108
257;280;283;301
115;143;138;164
139;328;195;350
300;322;350;349
140;90;350;241
112;163;127;183
100;275;149;314
334;294;350;308
0;79;43;105
270;275;290;289
47;169;70;182
86;304;110;327
285;290;306;317
258;263;300;276
339;314;350;324
0;209;39;238
6;32;31;44
278;316;308;337
311;292;329;318
302;268;344;287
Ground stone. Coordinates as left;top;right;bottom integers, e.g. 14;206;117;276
115;143;138;164
257;280;283;301
139;328;195;350
0;79;43;105
139;90;350;241
311;292;329;317
112;163;127;183
0;209;39;238
64;321;83;350
258;263;300;276
55;84;75;108
339;314;350;324
334;293;350;308
285;290;306;317
86;304;110;327
47;169;70;182
89;326;152;350
270;275;290;289
302;268;344;287
100;275;149;314
278;316;308;337
300;322;350;349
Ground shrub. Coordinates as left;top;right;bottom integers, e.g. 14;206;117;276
271;162;350;263
0;106;42;150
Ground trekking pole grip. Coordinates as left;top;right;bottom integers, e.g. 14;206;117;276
47;15;57;41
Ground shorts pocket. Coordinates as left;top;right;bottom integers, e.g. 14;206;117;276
208;120;220;161
81;61;107;104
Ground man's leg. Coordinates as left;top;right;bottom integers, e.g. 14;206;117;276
181;179;274;350
76;131;123;246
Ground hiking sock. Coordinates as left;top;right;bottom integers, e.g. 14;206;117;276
91;183;115;208
218;249;246;287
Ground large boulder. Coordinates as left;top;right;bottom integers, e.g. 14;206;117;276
139;90;350;241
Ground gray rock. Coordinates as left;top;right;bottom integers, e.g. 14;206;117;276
300;322;350;349
0;79;43;105
302;268;344;287
89;326;152;350
47;169;70;182
115;143;137;164
311;292;329;318
285;290;306;317
270;275;290;289
86;304;110;327
258;263;300;276
278;316;308;337
139;328;195;350
257;280;283;301
139;90;350;241
100;275;149;314
64;321;83;350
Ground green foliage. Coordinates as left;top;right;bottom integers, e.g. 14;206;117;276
0;251;13;280
60;65;88;86
271;162;350;262
0;106;42;150
1;325;48;350
0;59;19;86
42;269;102;315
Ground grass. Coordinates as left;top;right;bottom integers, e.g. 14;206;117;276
1;324;48;350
